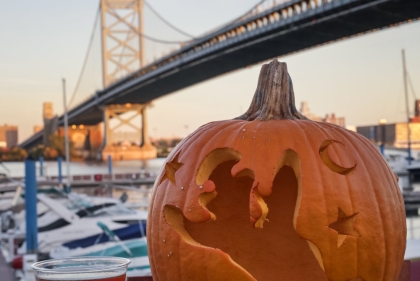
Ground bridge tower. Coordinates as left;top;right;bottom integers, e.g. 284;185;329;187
100;0;156;160
100;0;145;87
102;103;156;160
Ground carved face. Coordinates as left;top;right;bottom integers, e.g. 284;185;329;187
148;120;405;281
147;61;406;281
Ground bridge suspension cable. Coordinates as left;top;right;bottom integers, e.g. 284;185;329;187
143;0;195;39
67;4;101;109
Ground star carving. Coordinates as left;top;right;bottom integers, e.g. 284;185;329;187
160;153;183;185
328;207;360;248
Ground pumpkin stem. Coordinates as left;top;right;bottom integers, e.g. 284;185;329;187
235;59;307;121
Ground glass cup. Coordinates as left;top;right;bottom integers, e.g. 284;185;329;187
32;256;131;281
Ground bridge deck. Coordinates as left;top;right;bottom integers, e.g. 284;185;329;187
21;0;420;149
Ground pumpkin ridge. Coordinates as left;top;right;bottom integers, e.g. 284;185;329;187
230;122;248;151
291;119;330;236
337;127;387;280
350;128;406;280
293;119;341;277
348;129;406;280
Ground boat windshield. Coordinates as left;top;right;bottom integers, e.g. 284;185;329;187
86;204;136;217
64;199;92;211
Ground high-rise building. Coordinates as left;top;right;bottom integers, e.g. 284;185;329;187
43;102;54;120
6;130;18;148
42;102;58;146
0;124;18;148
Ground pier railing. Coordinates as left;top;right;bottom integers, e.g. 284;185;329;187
0;172;157;193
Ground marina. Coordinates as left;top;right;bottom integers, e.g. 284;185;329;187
0;154;419;280
0;159;158;280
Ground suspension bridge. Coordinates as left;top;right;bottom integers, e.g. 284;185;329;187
20;0;420;160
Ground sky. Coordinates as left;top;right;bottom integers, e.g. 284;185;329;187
0;0;419;142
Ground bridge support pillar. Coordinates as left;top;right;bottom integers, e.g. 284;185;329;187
102;104;157;161
141;106;151;146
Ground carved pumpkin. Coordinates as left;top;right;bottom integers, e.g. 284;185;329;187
147;60;406;281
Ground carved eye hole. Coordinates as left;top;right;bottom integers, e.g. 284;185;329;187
159;152;184;185
319;140;356;175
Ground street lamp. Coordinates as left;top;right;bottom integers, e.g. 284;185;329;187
379;119;387;155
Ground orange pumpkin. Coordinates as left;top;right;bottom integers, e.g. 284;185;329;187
147;60;406;281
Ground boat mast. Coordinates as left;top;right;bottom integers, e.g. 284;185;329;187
62;78;71;191
402;49;411;165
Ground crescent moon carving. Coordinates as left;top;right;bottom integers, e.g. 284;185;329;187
319;140;356;175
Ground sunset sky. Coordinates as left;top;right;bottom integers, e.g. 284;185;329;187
1;0;419;141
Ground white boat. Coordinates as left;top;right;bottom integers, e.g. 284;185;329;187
405;239;420;261
15;192;147;255
23;193;129;228
50;221;150;276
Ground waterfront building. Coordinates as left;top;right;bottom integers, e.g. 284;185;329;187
357;122;420;150
299;102;346;127
357;100;420;150
0;124;18;148
324;113;345;127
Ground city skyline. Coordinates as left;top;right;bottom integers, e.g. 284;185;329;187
0;0;419;142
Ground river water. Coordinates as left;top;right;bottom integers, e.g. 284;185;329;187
0;159;166;178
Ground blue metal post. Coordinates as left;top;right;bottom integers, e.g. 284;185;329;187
380;145;385;156
25;158;38;253
107;155;112;175
58;156;62;184
408;145;412;165
39;156;44;176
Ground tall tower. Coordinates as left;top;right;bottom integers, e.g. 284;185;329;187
42;102;58;145
43;102;54;120
100;0;145;87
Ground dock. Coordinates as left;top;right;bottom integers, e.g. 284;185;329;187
0;172;156;192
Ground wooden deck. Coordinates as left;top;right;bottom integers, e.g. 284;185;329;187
0;175;156;192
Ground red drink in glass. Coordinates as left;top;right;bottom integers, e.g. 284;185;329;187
32;257;130;281
36;274;126;281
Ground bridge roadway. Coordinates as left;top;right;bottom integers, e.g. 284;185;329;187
21;0;420;149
